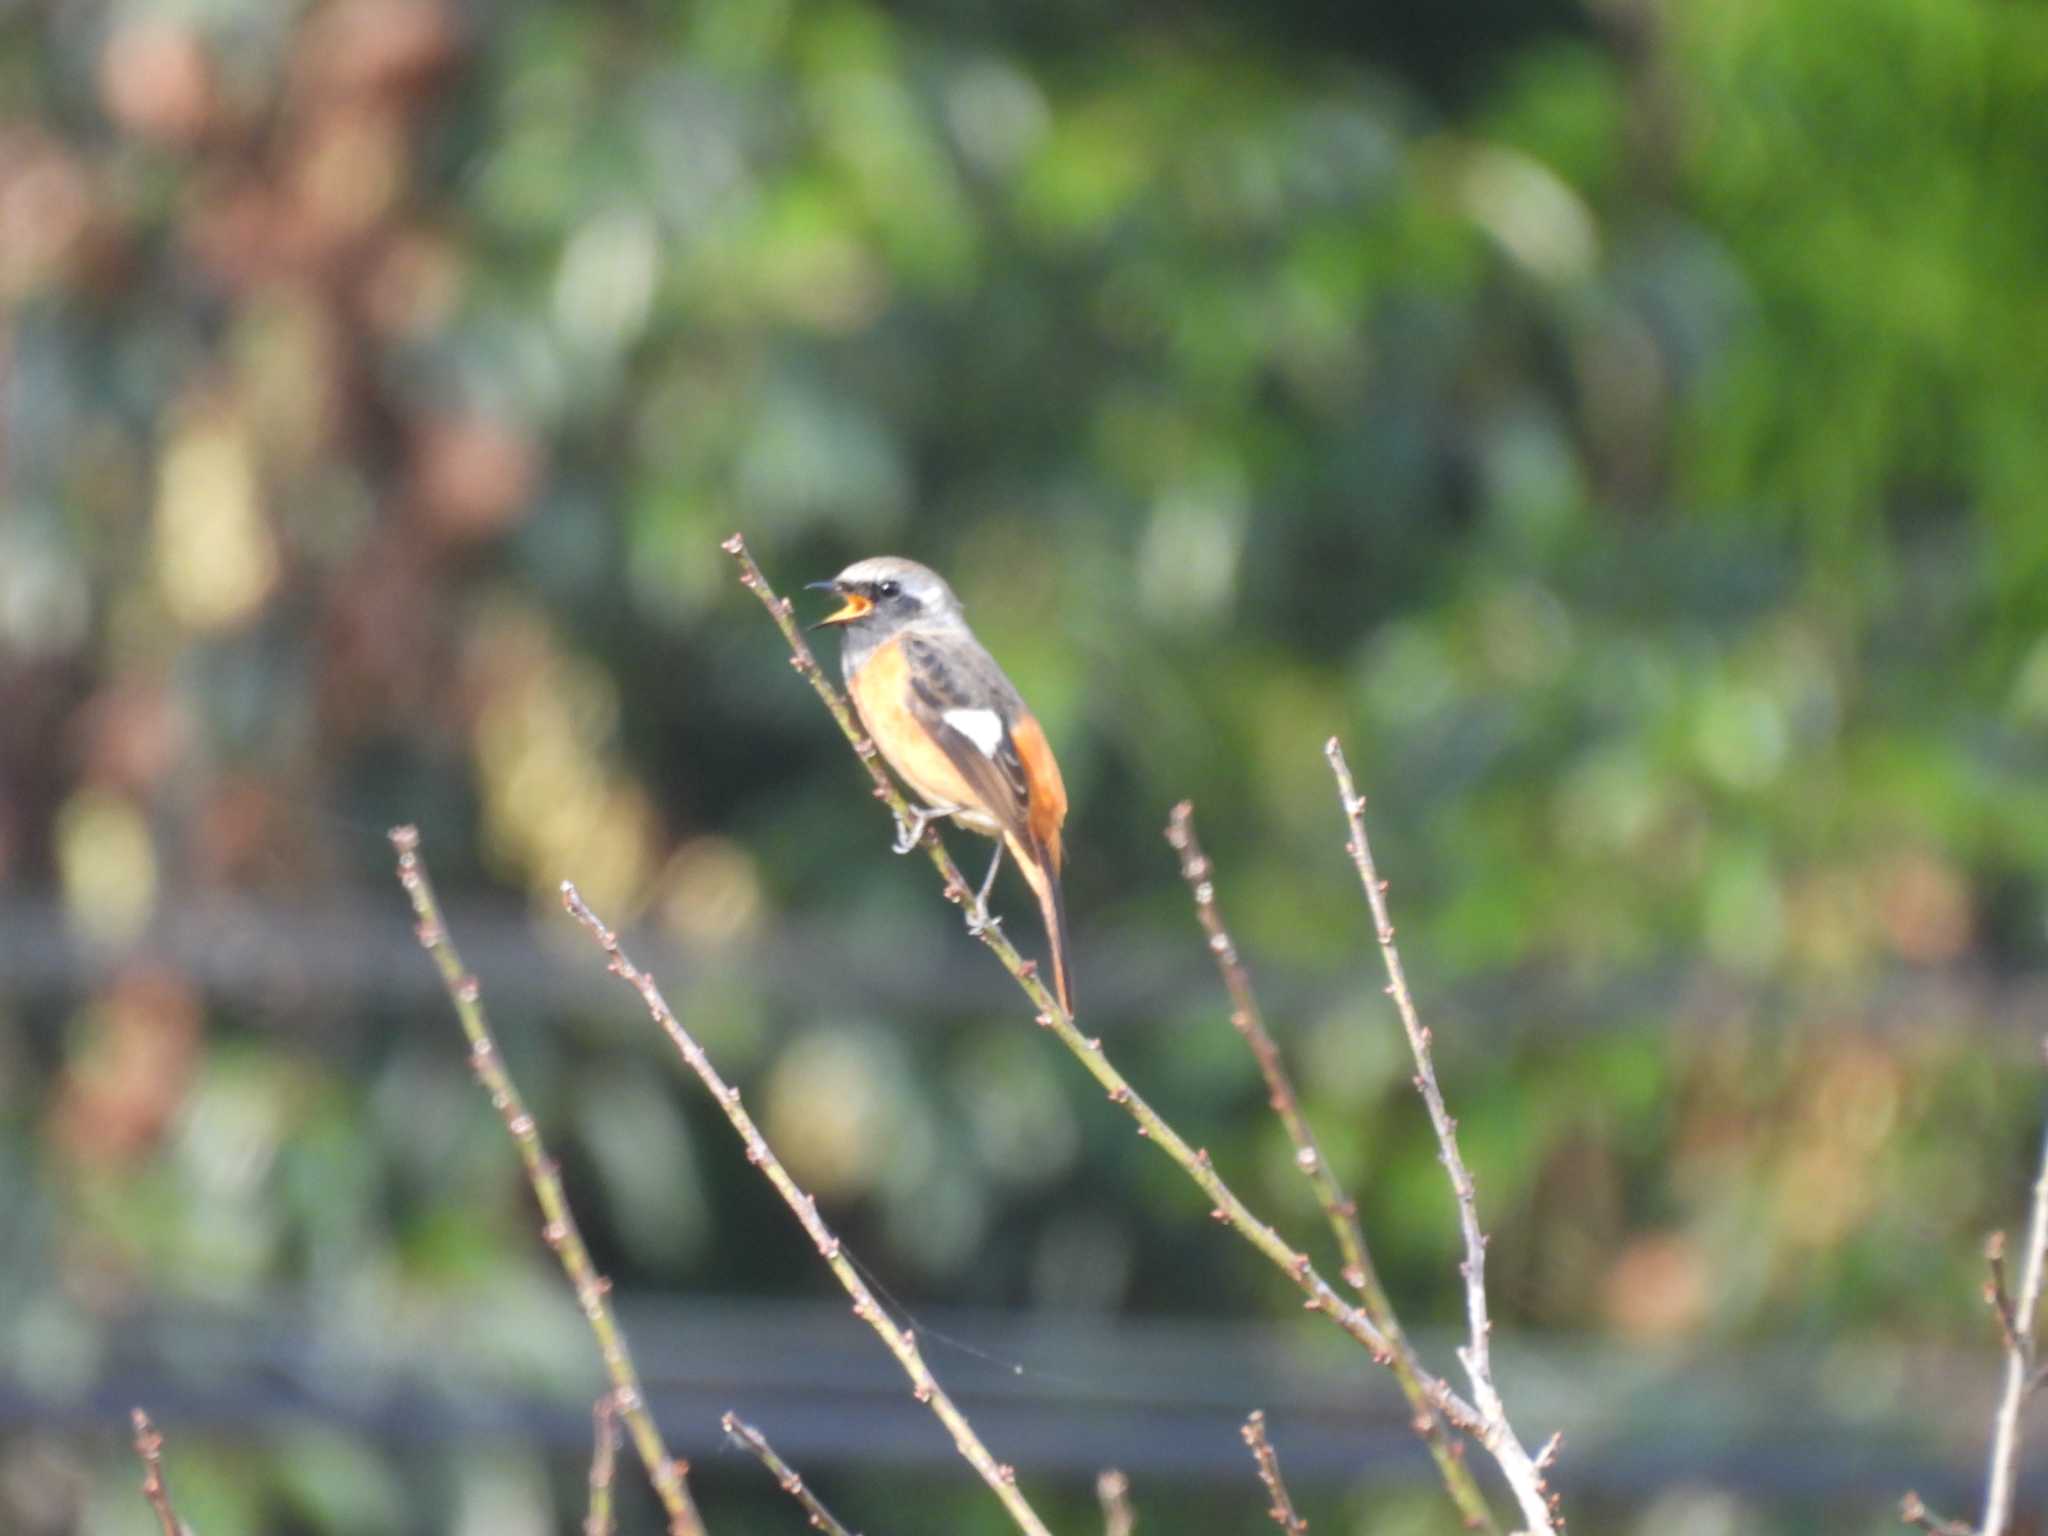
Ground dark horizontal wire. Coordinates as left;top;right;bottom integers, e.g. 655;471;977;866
0;1295;1999;1509
3;894;2043;1050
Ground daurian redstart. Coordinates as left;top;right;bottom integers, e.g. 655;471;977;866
809;557;1073;1015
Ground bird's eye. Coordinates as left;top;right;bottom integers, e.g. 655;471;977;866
877;579;901;599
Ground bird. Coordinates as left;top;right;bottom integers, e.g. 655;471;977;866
807;556;1073;1016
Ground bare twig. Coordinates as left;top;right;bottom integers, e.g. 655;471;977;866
561;880;1053;1536
721;536;1501;1443
1900;1491;1975;1536
131;1408;189;1536
1097;1468;1135;1536
1242;1411;1308;1536
1325;738;1560;1536
389;828;705;1536
1167;801;1497;1532
723;1412;861;1536
587;1393;622;1536
1980;1059;2048;1536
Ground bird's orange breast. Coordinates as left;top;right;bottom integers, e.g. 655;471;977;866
848;636;991;825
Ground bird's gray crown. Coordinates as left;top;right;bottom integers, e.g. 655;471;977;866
829;556;964;620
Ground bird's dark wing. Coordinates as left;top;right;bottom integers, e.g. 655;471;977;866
900;631;1034;838
901;628;1074;1012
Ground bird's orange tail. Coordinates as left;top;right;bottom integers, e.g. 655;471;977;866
1011;833;1074;1017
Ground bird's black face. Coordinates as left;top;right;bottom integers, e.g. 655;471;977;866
807;573;923;629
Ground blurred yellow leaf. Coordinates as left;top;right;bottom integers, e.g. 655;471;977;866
153;411;278;633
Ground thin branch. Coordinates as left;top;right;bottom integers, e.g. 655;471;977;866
1325;737;1560;1536
1166;802;1497;1532
1097;1468;1135;1536
1900;1492;1975;1536
723;1412;861;1536
389;828;705;1536
1241;1411;1308;1536
587;1393;622;1536
721;535;1495;1443
561;879;1053;1536
131;1408;189;1536
1981;1050;2048;1536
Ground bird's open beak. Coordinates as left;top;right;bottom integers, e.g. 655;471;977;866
806;581;873;629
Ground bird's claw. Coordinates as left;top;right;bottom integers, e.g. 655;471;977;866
890;806;934;854
964;845;1005;936
891;802;960;854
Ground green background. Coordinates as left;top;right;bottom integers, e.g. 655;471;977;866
3;0;2047;1530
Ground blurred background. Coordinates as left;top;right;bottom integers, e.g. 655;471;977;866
4;0;2047;1531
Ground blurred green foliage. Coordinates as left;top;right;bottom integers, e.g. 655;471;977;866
2;0;2046;1532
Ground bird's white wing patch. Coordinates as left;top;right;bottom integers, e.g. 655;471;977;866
942;707;1005;756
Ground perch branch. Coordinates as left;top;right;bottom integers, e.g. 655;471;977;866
1242;1411;1308;1535
587;1393;621;1536
1167;802;1496;1531
562;880;1053;1536
1980;1047;2048;1536
389;828;705;1536
1324;739;1561;1536
720;535;1496;1441
723;1412;861;1536
1097;1468;1135;1536
131;1408;189;1536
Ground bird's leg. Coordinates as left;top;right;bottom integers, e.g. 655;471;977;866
891;800;964;854
965;843;1004;934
